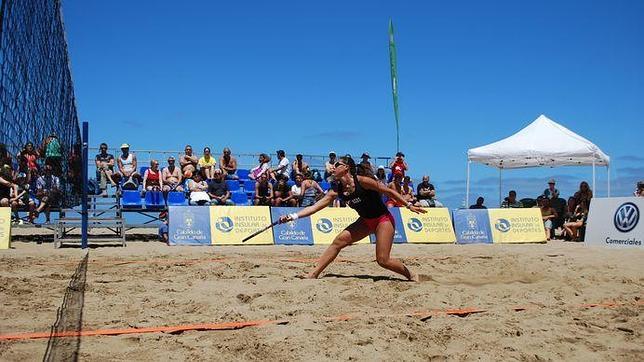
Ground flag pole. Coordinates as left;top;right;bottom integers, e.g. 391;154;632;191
388;19;400;152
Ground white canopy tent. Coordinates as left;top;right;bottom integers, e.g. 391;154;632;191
466;114;610;206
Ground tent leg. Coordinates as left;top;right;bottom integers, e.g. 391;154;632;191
499;168;502;207
592;157;596;195
607;165;610;197
465;160;471;208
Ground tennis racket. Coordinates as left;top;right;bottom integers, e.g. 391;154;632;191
241;220;281;243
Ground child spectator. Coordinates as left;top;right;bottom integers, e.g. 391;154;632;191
10;172;37;223
162;156;183;192
539;196;558;241
180;145;198;179
42;133;62;176
35;165;60;224
219;147;238;180
198;147;216;180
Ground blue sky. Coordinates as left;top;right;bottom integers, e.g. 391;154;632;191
63;0;643;208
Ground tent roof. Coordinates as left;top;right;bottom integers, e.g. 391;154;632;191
467;115;610;169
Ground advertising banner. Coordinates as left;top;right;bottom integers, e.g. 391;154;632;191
270;207;313;245
168;206;212;246
487;208;545;243
310;207;370;245
210;206;273;245
585;197;643;249
0;208;10;249
399;208;455;244
452;209;493;244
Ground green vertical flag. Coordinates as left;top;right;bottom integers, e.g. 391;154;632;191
388;19;400;152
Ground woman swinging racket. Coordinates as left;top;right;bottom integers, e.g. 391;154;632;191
279;155;426;281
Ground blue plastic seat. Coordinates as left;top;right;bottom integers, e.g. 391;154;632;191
144;191;165;209
230;191;248;206
319;181;331;191
237;169;250;180
121;190;142;208
167;191;187;206
243;180;256;193
287;180;295;188
139;166;149;176
226;180;240;192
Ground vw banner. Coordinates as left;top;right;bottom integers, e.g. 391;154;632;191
168;206;212;245
585;197;643;249
271;207;313;245
210;206;273;245
310;207;370;245
452;209;493;244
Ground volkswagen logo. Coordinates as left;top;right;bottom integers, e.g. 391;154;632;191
614;202;639;233
316;218;333;233
407;218;423;232
215;216;234;233
494;218;511;233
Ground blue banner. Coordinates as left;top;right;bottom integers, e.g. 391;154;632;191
168;206;212;245
271;207;314;245
452;209;493;244
369;208;407;243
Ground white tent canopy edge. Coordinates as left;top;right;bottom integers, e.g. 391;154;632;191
465;114;610;206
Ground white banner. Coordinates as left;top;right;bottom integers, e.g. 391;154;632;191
585;197;643;249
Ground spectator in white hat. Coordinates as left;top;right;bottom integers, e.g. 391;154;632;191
543;178;559;199
117;143;141;190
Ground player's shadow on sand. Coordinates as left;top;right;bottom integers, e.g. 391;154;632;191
323;273;407;282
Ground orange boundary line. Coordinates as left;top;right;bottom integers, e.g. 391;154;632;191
1;300;640;342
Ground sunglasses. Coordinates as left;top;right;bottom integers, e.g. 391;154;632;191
334;162;347;168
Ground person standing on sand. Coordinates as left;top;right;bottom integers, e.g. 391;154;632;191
279;155;426;281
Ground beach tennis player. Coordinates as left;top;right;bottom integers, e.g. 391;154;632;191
279;155;426;281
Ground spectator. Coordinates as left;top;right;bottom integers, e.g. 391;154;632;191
35;165;60;224
219;147;238;180
0;164;14;207
469;197;486;209
198;147;216;180
290;173;304;206
143;160;163;192
573;181;593;210
416;175;443;208
386;174;406;208
324;151;337;182
300;174;324;207
273;175;294;206
42;133;62;176
180;145;198;179
186;172;210;205
249;153;271;180
0;143;12;167
10;172;36;223
538;196;558;241
207;169;233;205
359;153;374;176
501;190;523;208
375;166;387;185
95;143;117;196
401;175;416;204
543;179;559;199
158;212;169;244
271;150;291;180
634;181;643;197
389;151;408;179
563;203;587;241
18;142;39;177
162;156;183;192
254;173;273;206
291;153;308;178
117;143;141;190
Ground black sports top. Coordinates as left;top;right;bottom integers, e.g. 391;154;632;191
334;174;389;219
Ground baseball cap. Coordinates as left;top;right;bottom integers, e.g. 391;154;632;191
329;151;336;156
361;152;370;159
120;143;130;149
548;178;556;184
167;156;175;161
396;151;405;157
378;165;385;170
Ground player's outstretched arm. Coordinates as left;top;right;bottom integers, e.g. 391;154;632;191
279;190;336;223
358;175;426;214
